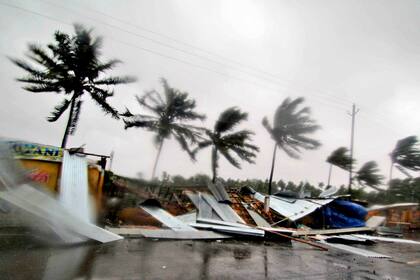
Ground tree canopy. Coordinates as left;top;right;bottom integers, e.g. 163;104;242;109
193;107;259;182
10;24;135;147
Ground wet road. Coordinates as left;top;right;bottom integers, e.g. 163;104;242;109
1;233;420;279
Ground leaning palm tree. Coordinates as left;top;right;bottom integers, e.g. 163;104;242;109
326;147;354;187
193;107;259;183
263;97;321;195
10;24;135;148
121;78;205;179
389;136;420;182
354;161;384;191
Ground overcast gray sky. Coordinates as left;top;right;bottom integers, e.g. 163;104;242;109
1;0;419;187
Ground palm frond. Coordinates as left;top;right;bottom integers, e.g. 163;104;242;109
9;57;47;78
391;136;420;171
94;76;136;85
264;96;321;158
355;161;384;188
219;148;241;168
96;59;121;72
215;107;248;133
90;89;119;119
47;99;71;122
327;147;354;171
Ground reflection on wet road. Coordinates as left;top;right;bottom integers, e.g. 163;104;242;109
1;235;420;279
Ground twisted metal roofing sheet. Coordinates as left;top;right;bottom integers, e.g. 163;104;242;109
254;192;334;221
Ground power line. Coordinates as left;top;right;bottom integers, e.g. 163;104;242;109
1;1;413;138
37;0;354;109
0;1;350;112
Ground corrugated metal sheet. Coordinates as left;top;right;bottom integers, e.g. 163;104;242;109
367;203;419;211
1;185;122;243
185;191;222;221
60;151;91;223
352;234;420;245
254;192;334;221
201;193;244;223
207;181;231;202
320;241;391;258
196;218;250;229
190;222;265;237
141;205;196;231
242;203;271;227
106;227;230;240
176;211;197;223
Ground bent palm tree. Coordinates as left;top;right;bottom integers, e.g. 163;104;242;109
326;147;354;187
121;78;205;179
355;161;384;191
263;97;321;195
389;136;420;182
193;107;259;183
10;24;135;148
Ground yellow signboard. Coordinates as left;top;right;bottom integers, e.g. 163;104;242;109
9;141;63;162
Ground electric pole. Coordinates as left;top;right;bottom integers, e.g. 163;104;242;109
348;103;359;194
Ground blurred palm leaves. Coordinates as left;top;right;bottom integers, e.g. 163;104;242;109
10;24;135;148
122;78;205;179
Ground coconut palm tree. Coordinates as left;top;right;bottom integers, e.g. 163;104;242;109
121;78;205;179
354;161;384;191
326;147;354;187
10;24;135;148
389;136;420;181
193;107;259;183
263;97;321;195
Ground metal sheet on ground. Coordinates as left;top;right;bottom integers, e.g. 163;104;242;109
196;218;250;229
254;192;334;221
141;205;196;231
139;229;229;239
292;227;373;236
352;234;420;245
242;203;271;227
190;222;265;237
201;193;244;223
207;181;231;202
176;212;197;223
320;241;392;258
0;185;123;243
185;191;222;221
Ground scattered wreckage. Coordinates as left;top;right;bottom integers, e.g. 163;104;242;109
1;139;419;261
105;180;420;259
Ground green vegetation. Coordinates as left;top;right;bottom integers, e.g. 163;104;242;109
390;136;420;181
263;97;321;194
326;147;353;186
193;107;259;183
10;24;135;148
121;78;205;179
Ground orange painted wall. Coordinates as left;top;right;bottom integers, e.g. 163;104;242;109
18;159;104;207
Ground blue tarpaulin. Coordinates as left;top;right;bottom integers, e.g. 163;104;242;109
323;200;367;228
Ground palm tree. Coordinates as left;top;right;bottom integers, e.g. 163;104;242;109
326;147;354;187
263;97;321;195
193;107;259;183
389;136;420;181
354;161;384;191
121;78;205;179
10;24;135;148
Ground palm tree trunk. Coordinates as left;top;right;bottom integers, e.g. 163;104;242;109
151;140;164;180
389;162;393;185
327;164;333;186
268;143;278;195
61;97;76;148
211;147;218;183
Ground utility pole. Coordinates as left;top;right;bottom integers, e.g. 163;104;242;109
348;103;359;194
